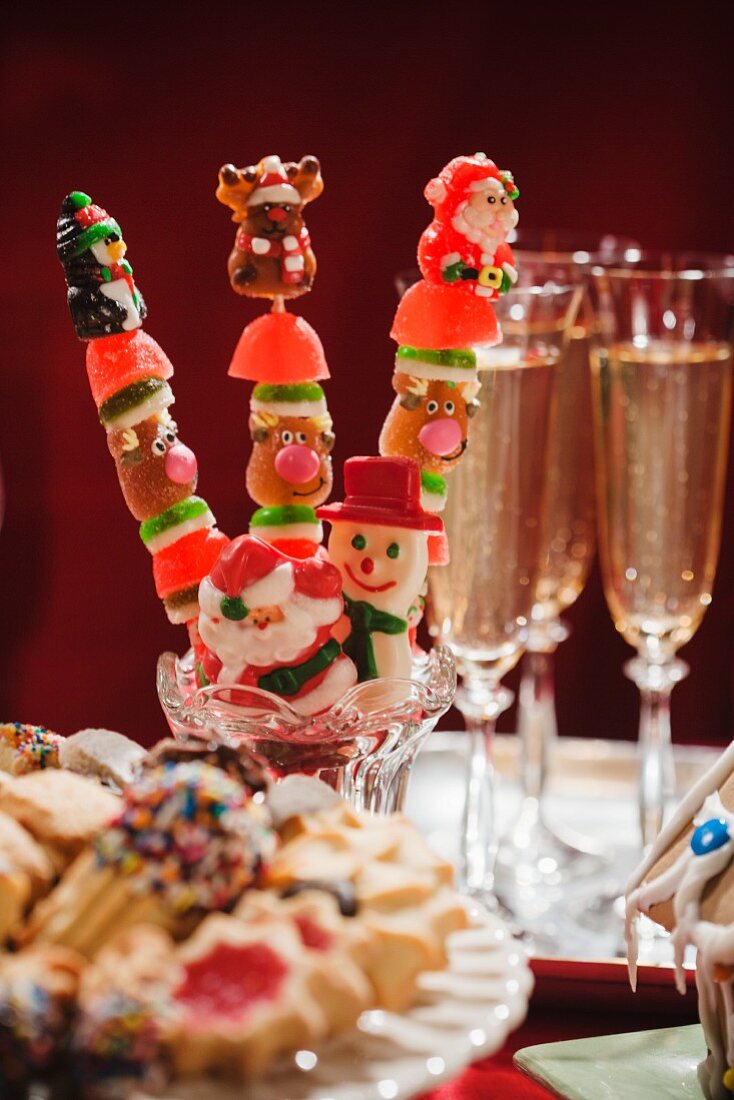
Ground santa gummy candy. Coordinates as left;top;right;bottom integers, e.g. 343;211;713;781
197;535;357;715
418;153;519;298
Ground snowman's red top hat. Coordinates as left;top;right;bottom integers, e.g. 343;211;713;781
318;457;443;532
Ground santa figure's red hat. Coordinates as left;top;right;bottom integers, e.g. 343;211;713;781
424;153;519;221
205;534;342;621
247;155;301;207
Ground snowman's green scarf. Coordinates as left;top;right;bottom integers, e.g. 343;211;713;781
343;594;407;682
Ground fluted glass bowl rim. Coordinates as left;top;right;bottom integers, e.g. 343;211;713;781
156;646;456;745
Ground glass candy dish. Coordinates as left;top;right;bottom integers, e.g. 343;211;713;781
157;646;456;814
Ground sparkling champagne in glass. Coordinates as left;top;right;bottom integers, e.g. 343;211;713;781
506;234;639;882
428;283;581;899
590;259;734;848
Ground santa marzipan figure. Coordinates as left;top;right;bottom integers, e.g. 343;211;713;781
197;535;357;715
418;153;519;299
318;457;443;682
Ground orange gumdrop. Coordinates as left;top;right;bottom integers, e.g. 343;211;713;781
391;279;500;350
86;330;174;407
714;963;734;983
228;312;329;383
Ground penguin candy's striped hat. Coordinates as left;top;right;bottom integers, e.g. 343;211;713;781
56;191;122;261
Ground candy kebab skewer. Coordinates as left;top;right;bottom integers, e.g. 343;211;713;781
56;192;228;629
379;153;520;514
216;156;334;557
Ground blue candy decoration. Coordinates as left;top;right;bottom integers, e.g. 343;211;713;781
691;817;730;856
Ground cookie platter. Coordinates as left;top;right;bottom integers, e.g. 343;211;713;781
135;905;532;1100
0;725;531;1097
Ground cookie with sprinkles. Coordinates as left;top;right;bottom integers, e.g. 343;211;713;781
95;761;274;914
0;945;84;1087
23;762;276;959
0;723;62;776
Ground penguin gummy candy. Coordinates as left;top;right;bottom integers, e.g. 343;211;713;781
57;192;147;341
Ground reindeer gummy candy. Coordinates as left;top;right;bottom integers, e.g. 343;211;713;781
216;155;323;301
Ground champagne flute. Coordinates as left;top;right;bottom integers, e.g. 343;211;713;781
428;282;581;901
589;256;734;850
505;234;640;882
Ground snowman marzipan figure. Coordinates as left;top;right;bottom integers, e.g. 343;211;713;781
318;456;443;681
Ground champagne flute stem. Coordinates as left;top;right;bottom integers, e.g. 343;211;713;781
518;650;556;802
461;716;497;896
457;677;514;897
625;656;688;850
517;619;568;804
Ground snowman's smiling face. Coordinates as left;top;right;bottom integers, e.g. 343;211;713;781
328;522;428;613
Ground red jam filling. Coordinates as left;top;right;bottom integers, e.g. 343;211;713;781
174;941;287;1022
294;914;334;951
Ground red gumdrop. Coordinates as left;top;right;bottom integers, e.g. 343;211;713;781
428;530;450;566
86;330;174;407
227;312;329;383
174;942;287;1021
152;527;229;599
268;537;321;559
390;280;500;350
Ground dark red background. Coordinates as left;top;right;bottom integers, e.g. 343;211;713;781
1;3;733;747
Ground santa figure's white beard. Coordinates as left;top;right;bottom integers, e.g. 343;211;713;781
451;201;517;254
199;594;337;682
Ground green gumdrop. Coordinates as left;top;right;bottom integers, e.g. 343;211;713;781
70;190;92;208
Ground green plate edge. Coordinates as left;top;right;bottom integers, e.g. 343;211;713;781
514;1024;706;1100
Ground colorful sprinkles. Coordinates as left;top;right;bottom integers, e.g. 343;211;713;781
94;761;273;914
0;977;66;1076
73;991;165;1085
0;722;62;774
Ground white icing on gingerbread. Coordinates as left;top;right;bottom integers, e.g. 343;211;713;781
625;740;734;1100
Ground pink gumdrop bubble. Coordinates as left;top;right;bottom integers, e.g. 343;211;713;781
166;443;198;484
274;445;321;485
418;418;462;457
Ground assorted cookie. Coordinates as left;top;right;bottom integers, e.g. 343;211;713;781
0;744;467;1092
